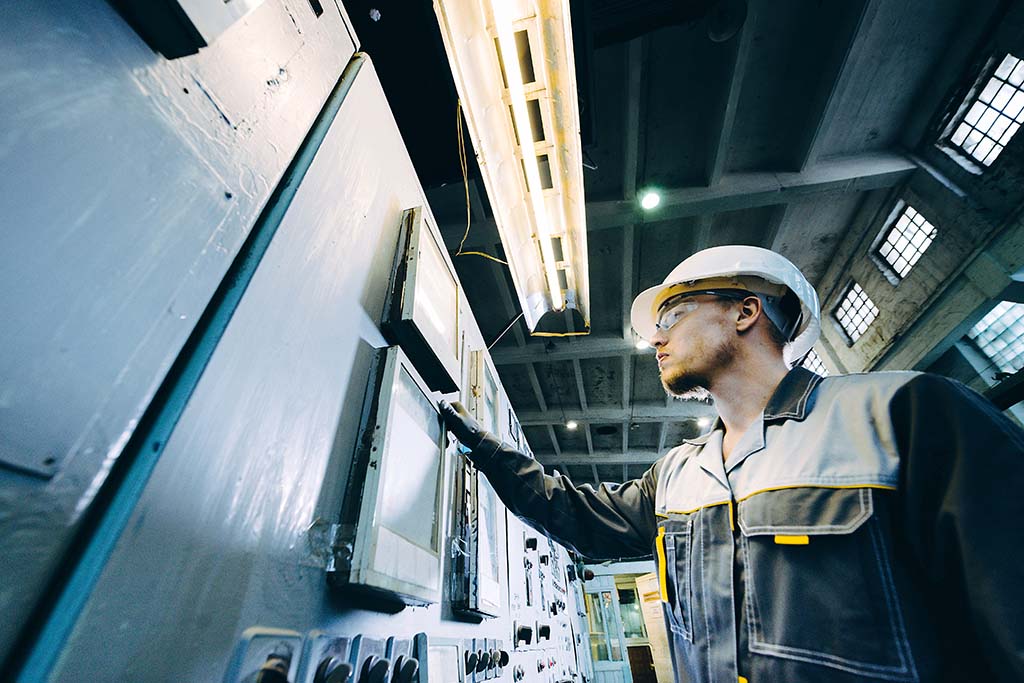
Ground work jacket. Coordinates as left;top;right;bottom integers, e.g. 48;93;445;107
466;368;1024;682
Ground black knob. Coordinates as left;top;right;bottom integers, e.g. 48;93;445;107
497;651;510;668
525;537;538;550
476;651;490;672
256;655;291;683
465;652;478;674
393;656;419;683
315;658;353;683
360;657;390;683
583;569;595;581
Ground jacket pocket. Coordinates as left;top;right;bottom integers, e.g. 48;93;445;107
738;487;917;681
657;518;693;641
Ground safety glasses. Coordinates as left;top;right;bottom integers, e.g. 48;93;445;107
654;290;752;332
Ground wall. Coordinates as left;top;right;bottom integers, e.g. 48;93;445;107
1;4;591;681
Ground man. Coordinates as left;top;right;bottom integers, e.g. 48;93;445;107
440;245;1024;682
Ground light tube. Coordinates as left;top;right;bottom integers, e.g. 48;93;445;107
491;2;565;311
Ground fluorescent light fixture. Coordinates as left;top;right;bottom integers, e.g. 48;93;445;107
640;191;661;210
434;0;590;336
697;417;711;429
635;339;651;350
565;420;579;430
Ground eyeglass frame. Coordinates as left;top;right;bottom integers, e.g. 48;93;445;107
653;289;755;332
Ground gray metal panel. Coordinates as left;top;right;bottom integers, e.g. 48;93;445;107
49;59;511;683
0;0;354;662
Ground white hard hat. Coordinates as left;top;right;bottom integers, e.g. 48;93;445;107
630;245;821;366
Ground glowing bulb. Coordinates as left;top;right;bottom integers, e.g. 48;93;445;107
635;339;651;350
697;417;711;429
640;191;661;210
566;420;579;430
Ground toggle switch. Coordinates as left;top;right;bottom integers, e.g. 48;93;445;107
360;657;391;683
393;656;419;683
515;625;533;645
255;655;291;683
315;658;354;683
537;624;551;641
524;537;538;551
465;651;479;675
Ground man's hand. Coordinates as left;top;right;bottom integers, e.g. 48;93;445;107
438;400;488;452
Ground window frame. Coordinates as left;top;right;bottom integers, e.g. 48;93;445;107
833;281;881;345
937;52;1024;174
868;201;939;285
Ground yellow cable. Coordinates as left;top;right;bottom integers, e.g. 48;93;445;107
454;100;507;265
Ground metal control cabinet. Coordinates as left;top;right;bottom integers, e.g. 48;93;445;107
2;5;596;681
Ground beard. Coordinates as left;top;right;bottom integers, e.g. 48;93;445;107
659;335;737;401
661;370;712;401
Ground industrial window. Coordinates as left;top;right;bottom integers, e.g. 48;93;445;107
834;282;879;343
948;53;1024;166
968;301;1024;374
876;205;937;279
801;349;829;376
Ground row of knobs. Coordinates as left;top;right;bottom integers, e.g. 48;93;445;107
464;649;510;674
311;654;419;683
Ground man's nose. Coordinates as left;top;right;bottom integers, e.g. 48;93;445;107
650;328;667;347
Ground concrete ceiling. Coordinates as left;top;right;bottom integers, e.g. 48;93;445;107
422;0;1003;485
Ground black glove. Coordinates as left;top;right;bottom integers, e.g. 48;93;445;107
438;400;488;452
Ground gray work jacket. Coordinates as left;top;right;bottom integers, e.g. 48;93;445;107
467;368;1024;682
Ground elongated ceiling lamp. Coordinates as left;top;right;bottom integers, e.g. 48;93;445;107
434;0;590;336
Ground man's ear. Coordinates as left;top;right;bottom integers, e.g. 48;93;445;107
735;296;762;333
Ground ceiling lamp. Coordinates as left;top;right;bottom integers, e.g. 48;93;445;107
434;0;590;336
640;190;661;211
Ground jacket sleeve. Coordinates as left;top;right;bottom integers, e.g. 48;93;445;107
890;373;1024;680
467;432;660;561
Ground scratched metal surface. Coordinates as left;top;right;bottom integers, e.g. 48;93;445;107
0;0;356;661
50;59;522;682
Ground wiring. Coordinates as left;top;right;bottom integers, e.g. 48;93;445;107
487;312;525;351
455;100;507;266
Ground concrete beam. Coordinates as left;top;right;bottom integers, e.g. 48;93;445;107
492;334;651;365
518;403;713;426
586;152;917;230
795;0;884;170
623;38;645;201
706;7;756;186
536;450;663;465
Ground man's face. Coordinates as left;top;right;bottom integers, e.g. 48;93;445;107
650;294;738;399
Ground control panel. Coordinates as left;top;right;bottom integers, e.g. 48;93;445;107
227;631;429;683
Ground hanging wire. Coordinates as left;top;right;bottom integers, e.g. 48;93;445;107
455;100;507;266
487;311;525;351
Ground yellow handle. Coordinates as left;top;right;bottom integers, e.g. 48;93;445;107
656;526;669;601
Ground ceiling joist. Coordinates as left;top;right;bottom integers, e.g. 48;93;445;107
586;151;916;229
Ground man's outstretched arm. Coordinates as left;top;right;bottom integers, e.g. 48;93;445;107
441;400;659;561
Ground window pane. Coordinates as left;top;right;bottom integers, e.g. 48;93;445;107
834;282;879;343
969;301;1024;374
948;53;1023;166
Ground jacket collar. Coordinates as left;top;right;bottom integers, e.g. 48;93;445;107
681;367;823;446
763;366;823;422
